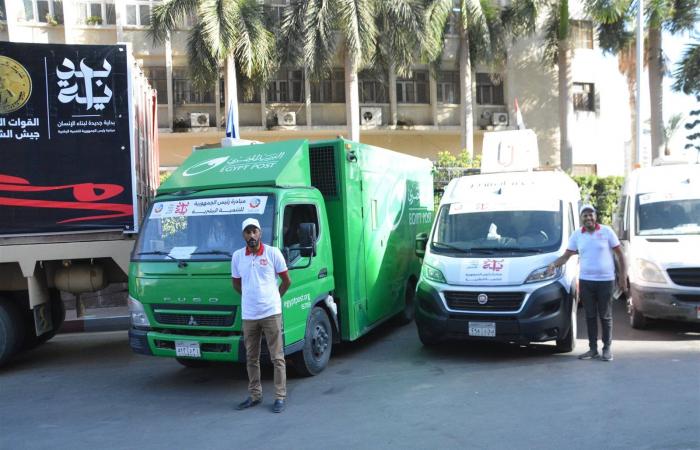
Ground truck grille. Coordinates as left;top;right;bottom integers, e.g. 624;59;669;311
152;304;236;327
309;145;338;198
444;291;525;312
667;268;700;287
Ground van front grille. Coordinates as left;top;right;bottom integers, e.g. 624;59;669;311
444;291;525;311
667;268;700;287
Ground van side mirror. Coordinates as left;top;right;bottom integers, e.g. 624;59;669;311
415;232;428;258
298;223;317;257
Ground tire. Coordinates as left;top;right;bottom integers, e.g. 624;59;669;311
292;306;332;376
629;302;648;329
0;299;26;367
556;298;577;353
417;323;441;347
394;280;416;325
176;358;211;368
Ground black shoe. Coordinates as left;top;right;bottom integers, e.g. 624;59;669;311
236;397;262;410
272;399;286;413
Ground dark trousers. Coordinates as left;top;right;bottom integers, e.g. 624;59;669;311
579;280;614;351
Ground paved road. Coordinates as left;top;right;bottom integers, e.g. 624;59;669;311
1;300;698;450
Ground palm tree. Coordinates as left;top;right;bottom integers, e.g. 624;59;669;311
672;40;700;95
424;0;506;157
149;0;276;133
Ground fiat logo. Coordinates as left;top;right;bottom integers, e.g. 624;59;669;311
477;293;489;305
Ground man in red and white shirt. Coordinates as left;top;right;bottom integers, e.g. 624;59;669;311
232;218;291;413
548;204;628;361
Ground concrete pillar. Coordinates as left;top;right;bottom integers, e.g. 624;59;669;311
61;0;78;43
304;68;312;126
430;71;438;126
115;0;125;42
165;35;174;131
260;86;267;128
215;70;222;130
389;64;397;126
4;0;22;41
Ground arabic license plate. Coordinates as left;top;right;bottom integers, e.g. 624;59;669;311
175;340;201;358
468;321;496;337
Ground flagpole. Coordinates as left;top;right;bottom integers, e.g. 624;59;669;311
636;0;643;167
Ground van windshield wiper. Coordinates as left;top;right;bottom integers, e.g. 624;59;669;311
191;249;232;257
136;251;188;267
471;247;543;254
431;241;472;253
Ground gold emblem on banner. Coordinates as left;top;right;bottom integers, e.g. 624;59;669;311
0;55;33;114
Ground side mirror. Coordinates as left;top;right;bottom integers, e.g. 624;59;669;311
298;223;317;257
415;232;428;258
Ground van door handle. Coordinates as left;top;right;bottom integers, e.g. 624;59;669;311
318;268;328;279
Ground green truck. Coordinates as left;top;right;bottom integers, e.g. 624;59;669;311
128;138;433;375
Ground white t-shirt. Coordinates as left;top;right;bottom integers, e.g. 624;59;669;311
231;243;288;320
567;224;621;281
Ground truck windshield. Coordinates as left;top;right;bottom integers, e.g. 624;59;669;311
133;195;274;261
431;202;563;255
636;194;700;236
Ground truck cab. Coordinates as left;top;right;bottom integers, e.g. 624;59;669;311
415;170;581;352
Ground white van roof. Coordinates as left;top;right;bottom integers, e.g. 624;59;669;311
626;164;700;194
441;170;580;205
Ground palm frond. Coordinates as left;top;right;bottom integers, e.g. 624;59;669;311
186;22;223;89
502;0;541;39
542;4;562;65
337;0;377;69
422;0;452;63
672;42;700;95
377;0;425;77
667;0;700;33
149;0;199;43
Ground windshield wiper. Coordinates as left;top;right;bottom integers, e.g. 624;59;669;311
432;241;473;253
191;249;232;257
471;247;544;254
136;251;188;267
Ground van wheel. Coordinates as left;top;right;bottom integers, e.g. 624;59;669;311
556;298;577;353
417;324;441;347
395;280;416;325
629;303;648;329
0;299;25;366
176;358;210;368
293;307;332;376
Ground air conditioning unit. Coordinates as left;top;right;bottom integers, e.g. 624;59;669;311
190;112;210;127
278;111;297;126
360;106;382;126
491;112;509;126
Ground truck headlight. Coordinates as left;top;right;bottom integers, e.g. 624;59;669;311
422;264;446;283
525;265;562;284
128;296;151;328
635;258;666;284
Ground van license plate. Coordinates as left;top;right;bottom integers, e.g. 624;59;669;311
175;341;201;358
468;322;496;337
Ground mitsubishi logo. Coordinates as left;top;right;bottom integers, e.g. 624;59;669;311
188;316;198;326
477;293;489;305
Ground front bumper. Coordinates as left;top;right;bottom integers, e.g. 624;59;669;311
129;328;245;362
630;284;700;323
415;280;573;344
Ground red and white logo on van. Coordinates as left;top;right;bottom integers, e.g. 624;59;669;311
249;198;261;209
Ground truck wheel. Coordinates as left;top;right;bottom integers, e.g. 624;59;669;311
556;298;577;353
417;324;441;347
292;307;332;376
395;280;416;325
0;299;25;366
176;358;210;368
629;303;648;329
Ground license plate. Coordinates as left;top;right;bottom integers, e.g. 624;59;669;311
468;321;496;337
175;340;201;358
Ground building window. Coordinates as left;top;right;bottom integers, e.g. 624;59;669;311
264;1;288;29
311;69;345;103
143;67;168;105
437;71;460;104
0;0;6;21
125;0;155;26
358;70;387;103
573;82;595;111
396;71;429;104
173;67;215;104
22;0;64;24
76;1;116;25
476;73;504;105
571;20;594;49
267;69;304;103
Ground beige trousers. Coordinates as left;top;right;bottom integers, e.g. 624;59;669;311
242;314;286;400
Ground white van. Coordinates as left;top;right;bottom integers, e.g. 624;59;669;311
613;163;700;328
415;170;581;351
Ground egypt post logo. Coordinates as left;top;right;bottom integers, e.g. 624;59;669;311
249;198;261;209
0;56;32;114
183;156;230;176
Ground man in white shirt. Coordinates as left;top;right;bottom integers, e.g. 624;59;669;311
547;204;628;361
231;217;291;413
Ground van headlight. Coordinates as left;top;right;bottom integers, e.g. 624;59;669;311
525;265;562;283
635;258;666;284
422;264;446;284
128;296;152;328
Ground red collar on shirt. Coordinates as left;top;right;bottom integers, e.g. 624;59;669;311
245;243;265;256
581;224;601;233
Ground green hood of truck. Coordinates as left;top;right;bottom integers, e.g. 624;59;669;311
158;139;311;194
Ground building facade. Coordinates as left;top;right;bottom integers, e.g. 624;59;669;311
0;0;633;175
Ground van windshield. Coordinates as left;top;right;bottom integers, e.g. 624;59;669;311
431;201;563;255
636;194;700;236
133;195;274;261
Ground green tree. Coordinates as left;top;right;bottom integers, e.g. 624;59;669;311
150;0;276;132
672;40;700;95
424;0;506;157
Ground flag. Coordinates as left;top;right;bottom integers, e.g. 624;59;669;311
514;97;525;130
225;100;237;138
